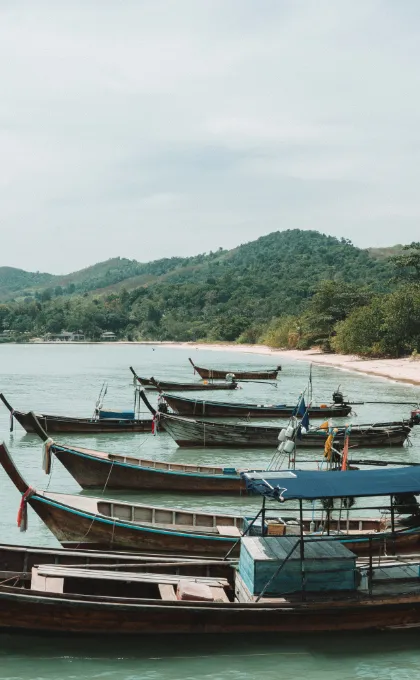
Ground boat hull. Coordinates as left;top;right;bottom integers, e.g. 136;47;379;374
2;587;420;635
52;445;246;493
28;494;420;558
194;368;280;380
162;394;352;418
189;359;280;380
29;495;241;557
138;377;238;391
160;414;410;449
12;411;154;434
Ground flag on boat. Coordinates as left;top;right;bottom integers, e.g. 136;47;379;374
341;425;352;471
294;395;310;438
293;395;306;418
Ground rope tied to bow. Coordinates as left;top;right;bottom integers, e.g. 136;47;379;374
17;488;35;532
151;412;160;435
42;437;54;475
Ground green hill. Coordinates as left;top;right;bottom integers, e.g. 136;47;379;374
367;245;405;260
0;267;54;300
0;229;397;343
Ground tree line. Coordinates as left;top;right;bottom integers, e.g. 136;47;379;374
0;231;418;358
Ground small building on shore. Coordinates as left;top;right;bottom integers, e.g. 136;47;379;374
101;331;117;341
44;331;85;342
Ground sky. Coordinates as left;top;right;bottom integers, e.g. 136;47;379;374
1;1;420;274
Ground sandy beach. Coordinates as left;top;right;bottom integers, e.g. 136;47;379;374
24;339;420;387
159;342;420;388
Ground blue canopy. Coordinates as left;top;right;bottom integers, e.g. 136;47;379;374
242;467;420;501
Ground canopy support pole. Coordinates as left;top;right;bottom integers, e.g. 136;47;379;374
299;499;306;601
223;505;264;561
390;494;396;556
261;496;266;536
368;536;373;596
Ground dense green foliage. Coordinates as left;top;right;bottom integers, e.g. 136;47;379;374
1;229;418;357
0;267;54;300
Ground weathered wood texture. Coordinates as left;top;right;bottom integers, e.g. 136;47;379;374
159;413;411;448
189;358;281;380
52;444;247;492
3;584;420;635
162;393;351;418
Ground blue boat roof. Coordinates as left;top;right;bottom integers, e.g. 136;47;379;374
242;467;420;501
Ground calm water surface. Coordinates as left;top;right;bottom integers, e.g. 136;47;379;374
0;343;420;680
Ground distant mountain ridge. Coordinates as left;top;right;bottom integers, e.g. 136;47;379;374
0;253;225;301
0;233;399;303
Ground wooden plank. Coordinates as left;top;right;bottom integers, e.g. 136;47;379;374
158;583;177;601
210;586;229;602
36;565;229;587
217;525;241;537
31;567;64;594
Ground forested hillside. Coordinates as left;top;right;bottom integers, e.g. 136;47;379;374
0;267;54;300
1;230;418;357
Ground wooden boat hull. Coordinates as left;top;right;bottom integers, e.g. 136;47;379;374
1;443;418;561
137;377;238;391
160;413;411;449
162;394;352;418
2;586;420;635
25;492;420;558
28;495;240;557
16;412;153;434
189;358;280;380
0;542;234;581
51;444;247;493
0;393;154;434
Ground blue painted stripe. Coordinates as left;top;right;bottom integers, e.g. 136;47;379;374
32;495;236;542
53;445;240;480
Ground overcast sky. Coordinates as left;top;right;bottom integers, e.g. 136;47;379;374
1;1;420;273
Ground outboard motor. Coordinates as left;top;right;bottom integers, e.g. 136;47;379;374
226;372;236;383
332;390;345;405
410;409;420;426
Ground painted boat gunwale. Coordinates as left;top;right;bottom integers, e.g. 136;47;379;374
52;444;242;480
31;495;237;542
161;392;353;418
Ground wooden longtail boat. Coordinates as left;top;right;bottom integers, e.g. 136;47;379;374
2;441;420;558
5;543;420;635
5;524;420;634
156;412;411;448
160;392;353;418
49;443;250;493
28;413;414;493
136;387;411;449
28;412;248;493
189;357;281;380
0;393;154;435
0;542;235;581
129;366;238;391
0;441;245;556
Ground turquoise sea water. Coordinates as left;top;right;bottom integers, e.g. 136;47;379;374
0;343;420;680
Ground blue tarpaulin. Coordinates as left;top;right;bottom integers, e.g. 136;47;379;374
242;467;420;501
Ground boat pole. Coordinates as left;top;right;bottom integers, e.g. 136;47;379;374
261;496;266;536
390;495;396;556
223;505;264;560
299;499;306;601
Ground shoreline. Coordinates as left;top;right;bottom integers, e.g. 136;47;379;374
4;340;420;388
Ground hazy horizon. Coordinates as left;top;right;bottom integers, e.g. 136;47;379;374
2;1;420;273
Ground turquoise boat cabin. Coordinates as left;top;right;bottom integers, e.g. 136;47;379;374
237;536;356;599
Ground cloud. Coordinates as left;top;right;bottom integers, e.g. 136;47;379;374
1;0;420;272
